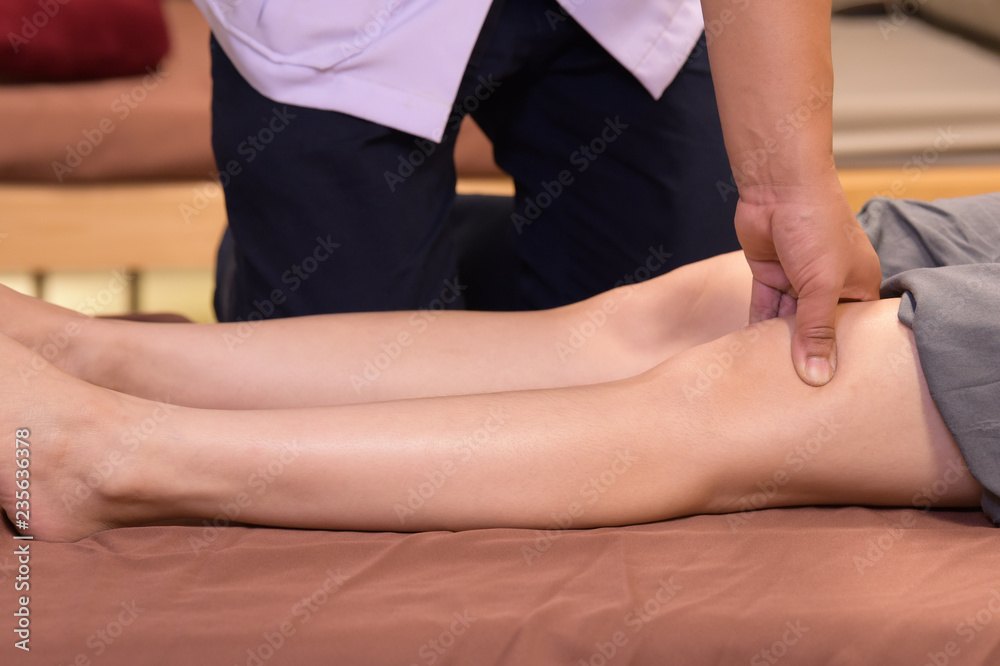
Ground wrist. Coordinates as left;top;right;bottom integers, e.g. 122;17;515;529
726;123;837;193
733;159;842;207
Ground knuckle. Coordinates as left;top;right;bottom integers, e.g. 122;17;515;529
801;324;837;342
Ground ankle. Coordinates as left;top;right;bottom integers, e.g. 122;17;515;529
64;318;129;390
43;385;134;525
98;396;207;526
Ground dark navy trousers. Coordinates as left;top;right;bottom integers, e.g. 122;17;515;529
210;0;739;321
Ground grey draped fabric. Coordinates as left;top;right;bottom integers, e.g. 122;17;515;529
859;194;1000;522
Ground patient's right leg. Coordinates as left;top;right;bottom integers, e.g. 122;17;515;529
0;252;752;408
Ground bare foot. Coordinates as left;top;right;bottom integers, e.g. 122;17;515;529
0;282;91;379
0;332;137;542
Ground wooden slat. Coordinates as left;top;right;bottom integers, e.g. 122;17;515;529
839;165;1000;212
456;177;515;196
0;182;228;272
455;168;1000;212
1;167;995;275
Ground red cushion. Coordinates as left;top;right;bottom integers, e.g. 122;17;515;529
0;0;169;81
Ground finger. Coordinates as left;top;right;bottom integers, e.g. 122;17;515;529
790;287;841;387
745;259;792;294
844;245;884;304
777;291;797;317
749;279;782;324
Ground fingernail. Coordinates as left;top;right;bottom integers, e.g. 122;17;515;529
804;356;833;386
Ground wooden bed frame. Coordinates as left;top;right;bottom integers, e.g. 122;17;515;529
2;165;999;273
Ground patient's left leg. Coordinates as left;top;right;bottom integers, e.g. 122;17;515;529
0;252;752;408
1;298;980;542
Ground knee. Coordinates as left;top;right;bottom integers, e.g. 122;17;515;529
579;262;718;365
640;297;909;404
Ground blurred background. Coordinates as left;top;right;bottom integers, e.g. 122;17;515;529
1;0;998;322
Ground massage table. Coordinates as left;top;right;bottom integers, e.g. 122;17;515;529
2;2;1000;663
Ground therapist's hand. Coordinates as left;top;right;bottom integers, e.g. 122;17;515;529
698;0;882;385
735;176;882;386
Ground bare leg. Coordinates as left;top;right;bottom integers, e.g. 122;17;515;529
0;252;752;408
1;298;980;542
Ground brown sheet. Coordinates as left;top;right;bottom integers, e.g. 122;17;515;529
5;506;999;664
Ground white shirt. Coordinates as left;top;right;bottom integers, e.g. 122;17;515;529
194;0;705;142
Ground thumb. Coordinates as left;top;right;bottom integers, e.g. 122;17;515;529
791;289;840;387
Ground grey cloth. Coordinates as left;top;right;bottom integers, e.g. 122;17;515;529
858;194;1000;523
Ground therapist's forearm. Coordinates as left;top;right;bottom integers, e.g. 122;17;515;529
699;0;882;390
700;0;836;197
